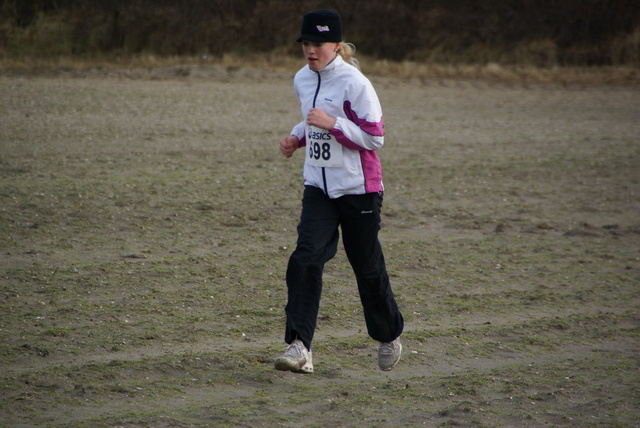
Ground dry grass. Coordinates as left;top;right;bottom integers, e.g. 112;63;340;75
1;53;639;85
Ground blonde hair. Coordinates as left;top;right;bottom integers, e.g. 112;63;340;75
338;42;360;70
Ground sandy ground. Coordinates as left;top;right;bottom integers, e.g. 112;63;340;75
0;64;639;427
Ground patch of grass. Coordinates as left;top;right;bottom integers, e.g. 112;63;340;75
1;71;638;427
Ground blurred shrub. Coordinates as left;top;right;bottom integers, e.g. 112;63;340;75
1;0;639;66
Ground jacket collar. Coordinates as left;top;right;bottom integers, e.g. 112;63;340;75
312;54;344;73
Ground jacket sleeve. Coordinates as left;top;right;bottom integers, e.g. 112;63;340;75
330;79;384;151
291;121;307;147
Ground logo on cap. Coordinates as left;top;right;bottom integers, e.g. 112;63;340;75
316;25;330;32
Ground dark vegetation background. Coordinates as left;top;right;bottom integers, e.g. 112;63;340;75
1;0;639;67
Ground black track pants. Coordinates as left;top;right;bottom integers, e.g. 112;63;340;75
284;185;404;350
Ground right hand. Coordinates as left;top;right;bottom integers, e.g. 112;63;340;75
279;135;300;158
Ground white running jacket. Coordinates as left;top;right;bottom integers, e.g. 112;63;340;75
290;55;385;199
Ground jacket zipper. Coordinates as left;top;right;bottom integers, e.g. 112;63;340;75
312;71;329;195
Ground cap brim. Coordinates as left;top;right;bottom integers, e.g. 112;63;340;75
296;34;335;43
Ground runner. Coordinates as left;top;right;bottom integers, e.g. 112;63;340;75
275;9;404;373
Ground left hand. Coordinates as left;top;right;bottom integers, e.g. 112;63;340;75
306;108;337;130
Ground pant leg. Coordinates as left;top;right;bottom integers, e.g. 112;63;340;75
337;192;404;343
285;186;340;350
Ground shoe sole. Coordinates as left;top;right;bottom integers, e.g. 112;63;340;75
274;356;313;373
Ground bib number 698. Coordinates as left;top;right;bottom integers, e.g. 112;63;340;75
310;142;331;161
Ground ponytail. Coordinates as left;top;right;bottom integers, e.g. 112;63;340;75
338;42;360;70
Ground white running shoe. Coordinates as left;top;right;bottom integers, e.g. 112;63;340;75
378;338;402;371
274;339;314;373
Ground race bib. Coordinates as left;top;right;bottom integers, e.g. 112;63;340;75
305;125;343;168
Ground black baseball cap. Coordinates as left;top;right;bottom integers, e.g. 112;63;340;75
296;10;343;43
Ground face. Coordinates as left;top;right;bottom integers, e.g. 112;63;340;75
302;41;339;71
